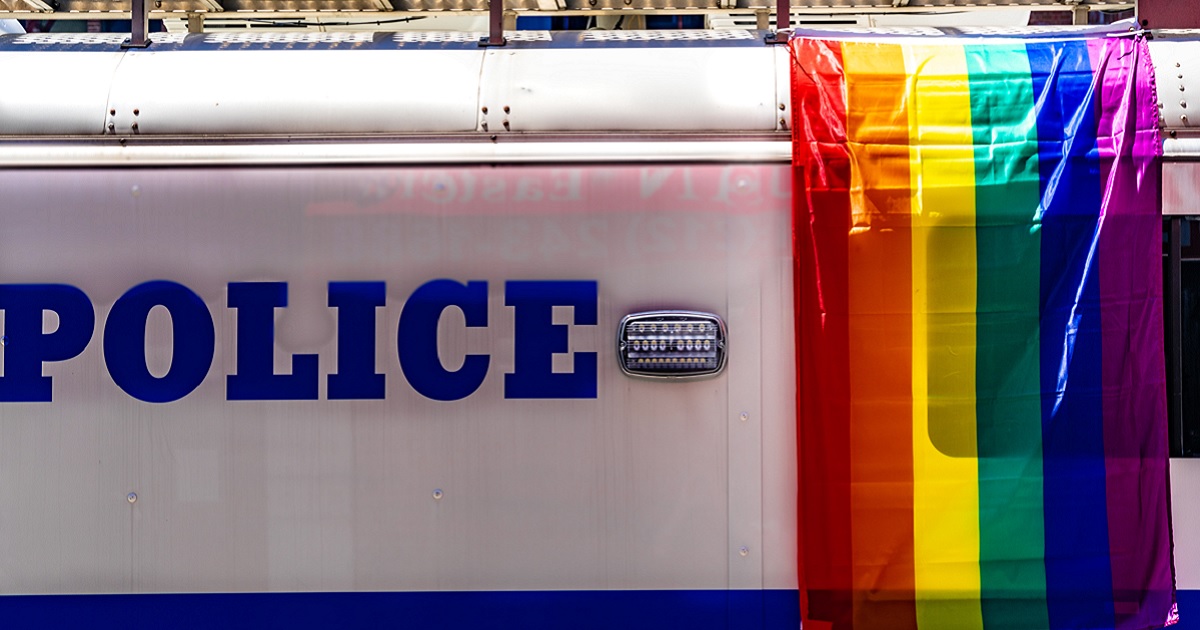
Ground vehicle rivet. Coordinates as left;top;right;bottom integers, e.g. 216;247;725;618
432;489;444;500
127;492;137;503
503;120;510;130
131;122;139;131
1182;85;1187;92
1171;130;1179;138
481;122;488;131
779;117;787;128
109;108;116;116
503;105;510;114
739;412;749;422
778;103;786;111
481;106;488;114
107;122;115;132
133;108;140;116
739;546;749;557
1;336;8;346
1183;101;1189;109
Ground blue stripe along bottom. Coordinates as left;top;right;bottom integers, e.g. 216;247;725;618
1174;590;1195;628
0;589;800;630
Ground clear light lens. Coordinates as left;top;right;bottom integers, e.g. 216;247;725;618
618;311;726;379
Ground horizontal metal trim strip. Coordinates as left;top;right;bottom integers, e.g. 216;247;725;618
0;139;792;166
0;589;801;629
1165;136;1200;158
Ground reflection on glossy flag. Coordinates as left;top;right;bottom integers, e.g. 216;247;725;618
790;35;1175;630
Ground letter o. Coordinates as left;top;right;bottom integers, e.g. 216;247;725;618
103;280;215;403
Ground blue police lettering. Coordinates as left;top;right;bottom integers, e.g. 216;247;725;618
0;284;94;402
328;281;386;401
505;280;597;399
226;282;320;401
398;279;490;402
104;280;214;403
0;279;598;403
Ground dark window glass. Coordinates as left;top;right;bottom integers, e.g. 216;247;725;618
1166;217;1200;456
1180;259;1200;455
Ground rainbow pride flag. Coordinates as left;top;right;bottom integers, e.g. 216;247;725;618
790;36;1174;630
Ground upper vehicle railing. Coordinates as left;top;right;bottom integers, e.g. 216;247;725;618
0;0;1153;50
0;0;1139;16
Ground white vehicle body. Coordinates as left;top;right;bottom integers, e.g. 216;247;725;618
0;27;1198;628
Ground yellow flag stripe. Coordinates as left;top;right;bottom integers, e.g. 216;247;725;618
905;43;984;630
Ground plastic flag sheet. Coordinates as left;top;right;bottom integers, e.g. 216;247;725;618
790;34;1175;630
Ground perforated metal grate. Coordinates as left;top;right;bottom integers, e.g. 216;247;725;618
393;30;551;42
797;25;944;35
0;0;52;11
12;33;130;44
956;24;1127;35
205;31;374;42
582;29;754;41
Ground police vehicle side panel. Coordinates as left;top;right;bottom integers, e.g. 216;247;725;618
0;161;799;628
1;29;1198;629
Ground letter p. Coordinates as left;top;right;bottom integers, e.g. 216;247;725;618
0;284;95;402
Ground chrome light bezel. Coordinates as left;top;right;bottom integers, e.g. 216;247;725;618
617;310;727;380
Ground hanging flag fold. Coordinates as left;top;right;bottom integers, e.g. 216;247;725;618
790;34;1175;630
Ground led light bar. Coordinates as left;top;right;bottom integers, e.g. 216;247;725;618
617;311;727;379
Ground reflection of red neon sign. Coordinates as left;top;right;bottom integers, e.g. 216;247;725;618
305;165;792;217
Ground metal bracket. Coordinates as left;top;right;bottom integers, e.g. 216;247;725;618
763;0;789;45
1071;4;1089;25
478;0;506;47
121;0;151;48
186;12;204;33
